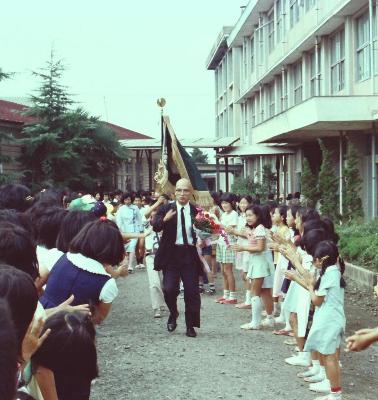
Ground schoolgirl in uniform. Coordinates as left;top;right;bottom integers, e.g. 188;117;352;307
232;205;274;330
215;193;238;304
234;195;252;309
288;241;346;400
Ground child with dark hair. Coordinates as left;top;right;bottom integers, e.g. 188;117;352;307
0;223;39;281
0;183;32;212
302;241;346;400
29;206;67;290
274;204;299;334
56;210;98;253
0;209;33;235
281;228;327;370
215;193;238;304
232;205;275;330
31;310;98;400
271;205;290;319
0;298;18;400
116;192;143;273
0;263;50;391
0;264;40;356
235;196;252;309
40;219;125;324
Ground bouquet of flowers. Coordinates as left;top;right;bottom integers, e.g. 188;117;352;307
193;208;230;245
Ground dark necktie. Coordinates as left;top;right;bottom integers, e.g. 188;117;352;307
181;206;188;245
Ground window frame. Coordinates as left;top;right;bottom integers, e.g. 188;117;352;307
293;61;303;105
309;47;321;96
290;0;300;29
250;35;255;74
267;9;275;54
356;11;371;82
268;83;276;117
330;29;345;93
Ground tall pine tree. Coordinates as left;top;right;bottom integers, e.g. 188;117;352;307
317;139;339;220
343;139;363;221
301;157;319;208
20;52;127;190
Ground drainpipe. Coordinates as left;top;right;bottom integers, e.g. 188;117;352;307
369;0;375;94
281;66;286;110
372;133;376;218
339;132;343;217
315;36;320;96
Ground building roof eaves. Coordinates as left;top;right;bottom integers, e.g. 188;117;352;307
206;26;233;70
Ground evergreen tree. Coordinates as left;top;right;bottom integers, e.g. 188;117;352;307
260;164;277;201
0;68;17;184
301;157;319;208
343;139;363;221
20;53;127;190
78;121;128;191
231;176;261;197
190;148;208;164
317;139;339;220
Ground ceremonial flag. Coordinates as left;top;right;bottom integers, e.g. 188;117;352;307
154;116;213;207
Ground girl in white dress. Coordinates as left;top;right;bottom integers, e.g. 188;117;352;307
234;196;252;309
215;193;238;304
232;205;274;330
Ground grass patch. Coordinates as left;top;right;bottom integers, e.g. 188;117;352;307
337;220;378;271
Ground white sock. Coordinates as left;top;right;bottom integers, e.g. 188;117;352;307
229;291;237;300
319;365;326;378
223;290;230;299
310;359;320;373
251;296;262;327
273;302;280;314
245;290;251;304
283;307;291;331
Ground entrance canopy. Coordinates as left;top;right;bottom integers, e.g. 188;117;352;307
220;144;295;157
119;136;239;150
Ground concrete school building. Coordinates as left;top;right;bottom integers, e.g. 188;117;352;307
207;0;378;219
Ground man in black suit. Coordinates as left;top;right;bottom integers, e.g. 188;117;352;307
152;178;202;338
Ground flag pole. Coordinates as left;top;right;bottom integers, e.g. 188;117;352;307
157;98;166;146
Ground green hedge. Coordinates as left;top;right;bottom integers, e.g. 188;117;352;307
337;220;378;271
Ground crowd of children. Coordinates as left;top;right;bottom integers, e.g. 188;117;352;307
1;183;377;400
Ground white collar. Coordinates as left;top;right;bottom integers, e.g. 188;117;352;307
326;265;339;273
67;252;110;277
176;201;190;211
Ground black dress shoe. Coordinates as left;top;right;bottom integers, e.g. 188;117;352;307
186;327;197;338
167;315;177;332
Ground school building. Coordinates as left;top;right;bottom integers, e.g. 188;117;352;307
206;0;378;219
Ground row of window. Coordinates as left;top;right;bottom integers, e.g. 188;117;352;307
216;7;378;102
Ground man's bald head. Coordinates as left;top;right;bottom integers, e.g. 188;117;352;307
175;178;193;205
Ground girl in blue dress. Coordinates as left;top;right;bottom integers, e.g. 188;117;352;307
303;241;346;400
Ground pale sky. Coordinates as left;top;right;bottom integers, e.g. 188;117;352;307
0;0;242;139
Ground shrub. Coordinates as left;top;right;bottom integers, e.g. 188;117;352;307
337;221;378;271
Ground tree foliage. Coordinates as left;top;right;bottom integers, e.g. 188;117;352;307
231;176;261;197
260;164;277;201
0;68;18;184
20;53;127;191
301;157;319;208
343;139;363;222
317;139;339;220
190;148;208;164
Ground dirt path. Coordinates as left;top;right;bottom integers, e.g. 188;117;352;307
92;271;378;400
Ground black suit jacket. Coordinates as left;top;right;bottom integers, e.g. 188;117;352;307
152;202;202;271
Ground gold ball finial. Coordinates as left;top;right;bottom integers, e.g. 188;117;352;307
157;98;166;108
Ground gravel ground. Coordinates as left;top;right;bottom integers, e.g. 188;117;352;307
92;271;378;400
